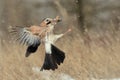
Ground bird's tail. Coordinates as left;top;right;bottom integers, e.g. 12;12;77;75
40;44;65;71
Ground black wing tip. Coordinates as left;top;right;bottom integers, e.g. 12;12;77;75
25;44;40;57
25;51;31;57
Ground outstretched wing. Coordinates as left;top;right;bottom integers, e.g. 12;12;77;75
9;26;42;46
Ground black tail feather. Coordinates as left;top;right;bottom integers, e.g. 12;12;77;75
52;45;65;65
25;44;40;57
40;45;65;71
40;54;58;71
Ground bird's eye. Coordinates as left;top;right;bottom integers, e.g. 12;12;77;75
46;19;49;22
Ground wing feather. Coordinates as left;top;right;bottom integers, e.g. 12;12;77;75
9;26;41;46
19;32;28;44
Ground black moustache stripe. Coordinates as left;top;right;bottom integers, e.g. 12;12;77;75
47;21;51;25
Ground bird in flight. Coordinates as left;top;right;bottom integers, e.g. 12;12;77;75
9;16;71;71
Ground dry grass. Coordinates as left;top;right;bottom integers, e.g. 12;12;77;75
1;24;120;80
0;2;120;79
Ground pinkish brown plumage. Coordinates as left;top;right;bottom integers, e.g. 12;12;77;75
9;16;61;57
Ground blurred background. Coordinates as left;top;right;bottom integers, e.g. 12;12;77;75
0;0;120;80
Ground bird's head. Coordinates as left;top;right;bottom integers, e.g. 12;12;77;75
40;16;61;27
